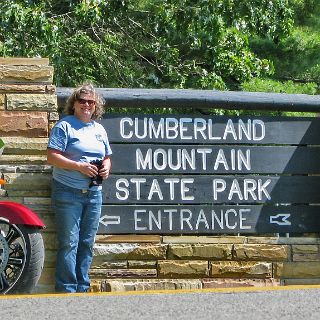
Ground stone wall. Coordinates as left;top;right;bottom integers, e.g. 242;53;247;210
1;57;320;294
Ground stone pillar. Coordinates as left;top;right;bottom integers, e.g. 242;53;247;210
0;57;57;293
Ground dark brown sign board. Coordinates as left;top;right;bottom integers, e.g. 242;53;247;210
98;114;320;234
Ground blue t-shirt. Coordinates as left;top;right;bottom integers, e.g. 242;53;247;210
48;115;112;189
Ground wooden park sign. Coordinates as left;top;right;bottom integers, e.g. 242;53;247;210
97;114;320;235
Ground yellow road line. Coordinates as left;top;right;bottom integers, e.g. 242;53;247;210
1;284;320;300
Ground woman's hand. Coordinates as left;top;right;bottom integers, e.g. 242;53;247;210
100;157;111;179
78;162;99;178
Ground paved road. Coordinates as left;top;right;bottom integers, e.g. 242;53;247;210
1;286;320;320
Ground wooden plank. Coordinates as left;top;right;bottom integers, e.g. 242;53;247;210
100;115;320;145
56;87;320;112
97;205;320;234
0;58;49;65
109;145;320;174
102;175;320;204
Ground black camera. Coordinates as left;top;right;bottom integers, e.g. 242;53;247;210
89;159;103;188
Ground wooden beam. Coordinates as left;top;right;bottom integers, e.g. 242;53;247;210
56;87;320;112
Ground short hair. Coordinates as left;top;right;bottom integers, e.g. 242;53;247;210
64;83;105;120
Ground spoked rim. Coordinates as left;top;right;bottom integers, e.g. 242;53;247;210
0;222;27;294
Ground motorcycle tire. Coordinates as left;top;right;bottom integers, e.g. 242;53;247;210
0;223;44;294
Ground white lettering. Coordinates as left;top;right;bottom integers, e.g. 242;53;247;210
136;148;152;170
180;209;193;230
213;179;226;200
130;178;146;200
223;119;237;140
116;178;129;200
148;179;163;200
134;210;147;230
181;178;194;200
120;118;133;139
253;119;265;141
214;149;229;170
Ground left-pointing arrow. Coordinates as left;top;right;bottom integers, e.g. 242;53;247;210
99;215;121;226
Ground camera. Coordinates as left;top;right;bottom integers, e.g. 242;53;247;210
89;159;103;188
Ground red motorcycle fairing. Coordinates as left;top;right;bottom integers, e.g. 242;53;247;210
0;201;45;227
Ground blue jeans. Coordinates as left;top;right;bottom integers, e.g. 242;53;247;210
51;179;102;293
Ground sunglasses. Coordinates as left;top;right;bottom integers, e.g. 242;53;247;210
77;98;96;106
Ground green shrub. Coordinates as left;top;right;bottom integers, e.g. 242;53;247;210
242;78;318;95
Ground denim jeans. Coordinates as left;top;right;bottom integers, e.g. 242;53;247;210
51;179;102;293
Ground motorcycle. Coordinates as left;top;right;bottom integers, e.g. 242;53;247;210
0;138;45;294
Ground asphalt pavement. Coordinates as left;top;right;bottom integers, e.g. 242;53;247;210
1;285;320;320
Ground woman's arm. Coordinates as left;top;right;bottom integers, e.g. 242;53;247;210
47;148;98;177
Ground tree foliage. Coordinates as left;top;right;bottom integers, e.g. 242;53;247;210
0;0;298;89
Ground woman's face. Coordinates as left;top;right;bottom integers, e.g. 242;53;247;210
73;92;96;122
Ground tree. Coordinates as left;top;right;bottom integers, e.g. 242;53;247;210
0;0;295;89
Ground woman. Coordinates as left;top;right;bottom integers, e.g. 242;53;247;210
47;83;112;293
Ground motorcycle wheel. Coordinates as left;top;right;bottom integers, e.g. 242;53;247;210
0;222;44;294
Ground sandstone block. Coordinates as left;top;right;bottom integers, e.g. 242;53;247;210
6;94;57;111
202;278;280;288
163;236;246;244
0;94;4;109
0;164;52;173
0;111;48;137
275;237;320;244
23;197;51;205
281;278;320;286
0;57;49;65
0;65;53;83
0;155;47;165
95;235;161;243
42;233;58;250
158;260;209;278
48;112;59;121
2;137;48;155
168;244;233;260
233;244;289;261
34;284;55;294
3;172;51;190
90;268;157;279
0;84;48;93
89;281;102;293
128;260;157;269
43;250;57;268
93;243;167;261
0;197;23;203
274;262;320;278
46;85;56;94
210;261;272;278
0;164;16;173
100;279;202;292
246;237;279;244
38;267;55;286
6;189;50;197
91;261;128;269
293;254;320;262
292;245;319;254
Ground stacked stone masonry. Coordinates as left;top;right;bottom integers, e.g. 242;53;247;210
1;57;320;294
